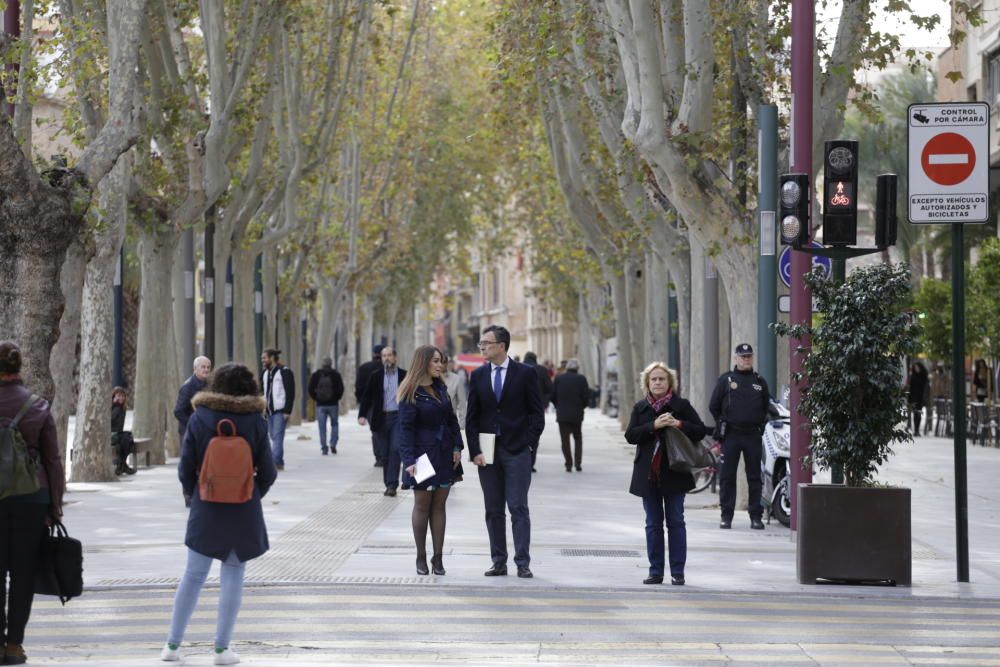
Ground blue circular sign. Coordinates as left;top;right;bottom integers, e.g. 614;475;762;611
778;242;832;288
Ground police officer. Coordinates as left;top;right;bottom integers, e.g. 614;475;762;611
709;343;770;530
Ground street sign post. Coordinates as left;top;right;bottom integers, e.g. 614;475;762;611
908;102;989;224
908;101;988;583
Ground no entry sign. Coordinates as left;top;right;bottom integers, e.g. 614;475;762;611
908;102;989;224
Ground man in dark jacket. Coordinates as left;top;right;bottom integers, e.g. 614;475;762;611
308;357;344;455
522;352;552;473
709;343;770;531
551;359;590;472
466;325;545;578
358;347;406;495
174;356;212;438
355;344;385;466
261;348;295;471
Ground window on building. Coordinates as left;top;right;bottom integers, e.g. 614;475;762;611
988;51;1000;104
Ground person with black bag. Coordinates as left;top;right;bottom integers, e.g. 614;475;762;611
0;341;65;665
625;362;705;587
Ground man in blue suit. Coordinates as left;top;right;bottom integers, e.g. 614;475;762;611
466;325;546;578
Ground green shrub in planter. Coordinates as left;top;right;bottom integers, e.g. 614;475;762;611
773;262;920;487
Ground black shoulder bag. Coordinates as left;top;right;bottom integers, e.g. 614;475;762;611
35;520;84;605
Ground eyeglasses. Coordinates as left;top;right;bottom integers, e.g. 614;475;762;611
477;340;498;348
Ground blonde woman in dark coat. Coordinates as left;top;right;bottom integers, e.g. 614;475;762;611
625;363;706;586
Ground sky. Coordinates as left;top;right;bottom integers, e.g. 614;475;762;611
818;0;952;49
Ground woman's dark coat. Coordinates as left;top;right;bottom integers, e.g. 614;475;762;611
179;392;277;562
398;380;464;489
625;395;707;497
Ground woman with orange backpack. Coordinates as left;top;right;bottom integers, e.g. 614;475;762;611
161;363;277;666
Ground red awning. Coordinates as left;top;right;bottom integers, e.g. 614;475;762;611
454;353;486;371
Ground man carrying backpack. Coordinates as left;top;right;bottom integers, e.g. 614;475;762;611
1;341;65;665
308;358;344;456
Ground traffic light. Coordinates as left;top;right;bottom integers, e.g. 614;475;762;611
822;140;859;246
875;173;898;248
779;173;810;248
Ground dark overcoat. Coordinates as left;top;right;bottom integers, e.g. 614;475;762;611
398;381;464;489
552;370;590;423
625;395;706;497
179;391;277;562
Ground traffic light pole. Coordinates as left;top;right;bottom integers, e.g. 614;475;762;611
788;0;814;531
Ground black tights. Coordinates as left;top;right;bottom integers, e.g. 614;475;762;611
412;488;450;564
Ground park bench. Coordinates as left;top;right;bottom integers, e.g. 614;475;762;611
130;437;154;469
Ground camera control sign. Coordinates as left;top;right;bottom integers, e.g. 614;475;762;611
907;102;989;224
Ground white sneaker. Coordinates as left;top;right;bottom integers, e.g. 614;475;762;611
160;643;181;661
213;648;241;665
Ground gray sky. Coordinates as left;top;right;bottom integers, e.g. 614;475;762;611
819;0;951;49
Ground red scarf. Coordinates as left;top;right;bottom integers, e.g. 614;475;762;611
647;391;673;485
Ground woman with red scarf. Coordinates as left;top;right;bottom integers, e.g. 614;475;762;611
625;362;705;586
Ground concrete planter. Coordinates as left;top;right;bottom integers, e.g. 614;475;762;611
796;484;911;586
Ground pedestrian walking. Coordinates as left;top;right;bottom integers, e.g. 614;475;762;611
398;346;464;576
358;347;407;496
0;341;65;666
441;353;468;428
709;343;770;531
625;362;705;586
261;349;295;471
466;325;545;578
905;361;929;435
161;363;277;666
972;358;991;403
307;358;344;455
551;359;589;472
174;356;212;438
522;352;552;473
111;386;137;475
356;345;385;466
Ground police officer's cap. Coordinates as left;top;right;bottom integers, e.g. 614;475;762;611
734;343;754;356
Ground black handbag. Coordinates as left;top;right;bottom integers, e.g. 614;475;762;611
663;427;714;473
35;521;84;605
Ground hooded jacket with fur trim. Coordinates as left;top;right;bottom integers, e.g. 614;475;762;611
179;391;277;562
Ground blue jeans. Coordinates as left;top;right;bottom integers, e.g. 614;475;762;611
167;549;246;650
268;413;288;466
642;493;686;578
316;405;339;452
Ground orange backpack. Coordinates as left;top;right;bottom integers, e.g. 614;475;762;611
199;419;254;503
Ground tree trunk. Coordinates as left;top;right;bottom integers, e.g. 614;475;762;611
171;235;188;381
608;270;636;429
70;159;130;482
133;227;179;465
50;238;89;460
231;247;258;366
340;291;357;411
645;250;669;364
624;253;646;407
688;238;709;420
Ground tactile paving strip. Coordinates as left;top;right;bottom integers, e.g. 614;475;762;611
96;469;399;587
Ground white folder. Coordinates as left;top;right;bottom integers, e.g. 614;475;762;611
414;453;436;484
479;433;495;465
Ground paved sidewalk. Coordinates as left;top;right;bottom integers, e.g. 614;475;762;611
62;408;1000;597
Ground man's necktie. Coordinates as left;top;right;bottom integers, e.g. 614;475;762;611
493;366;503;403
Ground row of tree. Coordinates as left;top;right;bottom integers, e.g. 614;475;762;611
485;0;977;422
1;0;501;481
